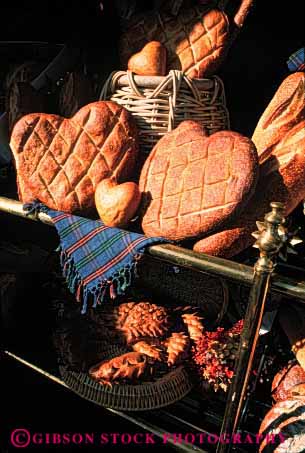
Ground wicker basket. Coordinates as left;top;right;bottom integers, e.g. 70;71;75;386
62;345;193;411
100;69;230;159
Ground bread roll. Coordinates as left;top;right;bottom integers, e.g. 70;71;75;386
128;41;167;76
95;178;141;228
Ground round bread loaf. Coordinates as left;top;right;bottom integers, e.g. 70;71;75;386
139;121;259;241
128;41;167;76
194;119;305;257
95;178;141;228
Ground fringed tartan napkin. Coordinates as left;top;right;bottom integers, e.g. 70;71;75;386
24;201;170;314
287;47;305;72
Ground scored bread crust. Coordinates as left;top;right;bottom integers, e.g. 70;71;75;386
252;72;305;163
194;118;305;258
194;73;305;258
139;121;259;241
271;362;305;403
10;101;139;215
119;5;230;78
258;397;305;453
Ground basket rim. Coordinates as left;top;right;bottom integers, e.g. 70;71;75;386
110;71;217;90
62;365;193;411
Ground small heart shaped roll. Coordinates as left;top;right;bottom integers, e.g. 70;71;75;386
95;178;141;228
128;41;167;76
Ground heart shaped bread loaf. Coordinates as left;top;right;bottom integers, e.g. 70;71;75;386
120;5;230;78
128;41;167;76
95;178;141;227
139;121;259;241
10;101;139;214
193;73;305;258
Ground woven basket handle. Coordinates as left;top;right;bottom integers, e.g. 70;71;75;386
99;69;203;103
99;69;215;133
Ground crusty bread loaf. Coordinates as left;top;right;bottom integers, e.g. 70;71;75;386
120;1;253;78
258;397;305;453
139;121;258;241
194;121;305;257
10;101;139;215
272;362;305;403
120;5;231;79
194;73;305;258
252;72;305;163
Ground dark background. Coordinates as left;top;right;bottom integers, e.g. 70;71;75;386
1;1;305;452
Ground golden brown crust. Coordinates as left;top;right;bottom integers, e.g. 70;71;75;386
193;138;305;258
89;352;148;384
272;362;305;403
139;121;259;241
259;397;305;453
95;178;141;227
194;79;305;258
252;72;305;163
194;132;305;258
163;332;189;366
10;101;139;215
128;41;167;76
120;6;230;78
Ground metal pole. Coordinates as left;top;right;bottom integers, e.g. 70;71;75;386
0;196;304;301
216;202;286;453
0;196;53;225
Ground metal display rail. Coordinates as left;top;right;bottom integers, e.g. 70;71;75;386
1;195;304;453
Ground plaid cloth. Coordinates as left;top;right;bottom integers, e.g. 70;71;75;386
24;201;170;313
287;47;305;72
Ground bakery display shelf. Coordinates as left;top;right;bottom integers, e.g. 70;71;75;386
4;349;260;453
3;351;209;453
0;196;304;302
1;196;304;453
